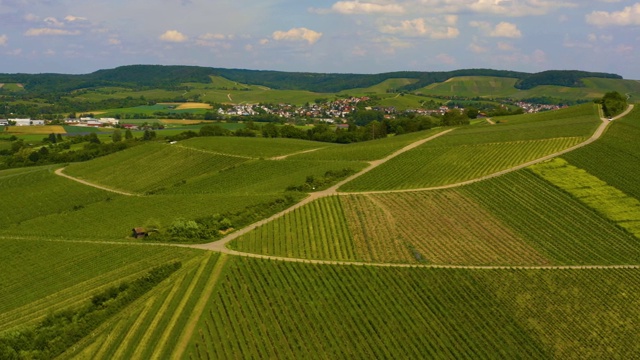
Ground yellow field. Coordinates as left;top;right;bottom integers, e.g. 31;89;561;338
174;102;212;110
5;125;67;134
160;119;207;125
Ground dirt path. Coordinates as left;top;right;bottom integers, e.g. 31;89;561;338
227;93;233;102
269;147;325;160
54;168;140;196
485;117;495;125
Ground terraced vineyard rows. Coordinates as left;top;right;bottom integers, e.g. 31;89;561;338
230;196;358;261
341;136;584;191
185;257;640;358
0;239;201;333
460;170;640;265
60;252;227;360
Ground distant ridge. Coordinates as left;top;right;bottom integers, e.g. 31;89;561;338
0;65;623;94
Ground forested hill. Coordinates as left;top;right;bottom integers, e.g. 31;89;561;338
0;65;623;93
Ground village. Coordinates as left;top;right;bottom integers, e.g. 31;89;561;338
0;97;564;128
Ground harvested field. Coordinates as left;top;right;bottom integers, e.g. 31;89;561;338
174;102;212;110
5;125;66;134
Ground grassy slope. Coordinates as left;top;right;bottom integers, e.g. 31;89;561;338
179;136;334;158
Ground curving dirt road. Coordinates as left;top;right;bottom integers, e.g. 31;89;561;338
54;168;140;196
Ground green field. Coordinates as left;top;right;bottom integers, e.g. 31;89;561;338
1;100;639;358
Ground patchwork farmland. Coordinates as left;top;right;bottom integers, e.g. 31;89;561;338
1;103;639;359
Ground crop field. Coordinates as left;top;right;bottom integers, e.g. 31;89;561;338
4;125;66;134
181;257;640;359
340;136;584;191
461;170;640;265
339;78;418;94
530;158;640;237
172;102;212;110
64;142;248;193
179;136;333;159
290;128;445;161
0;238;201;333
563;107;640;198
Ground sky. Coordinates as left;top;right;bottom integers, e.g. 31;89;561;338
0;0;639;79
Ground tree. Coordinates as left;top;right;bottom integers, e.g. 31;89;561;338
125;129;133;140
143;129;156;141
601;91;627;118
112;129;122;143
87;132;101;144
261;123;279;138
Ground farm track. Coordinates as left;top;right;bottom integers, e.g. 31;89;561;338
269;147;325;160
168;143;255;159
54;168;140;196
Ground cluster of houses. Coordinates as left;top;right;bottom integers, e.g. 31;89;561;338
0;117;120;127
513;102;566;113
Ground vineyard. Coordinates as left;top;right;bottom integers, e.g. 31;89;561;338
461;170;640;265
179;136;330;159
1;99;639;358
530;158;640;237
290;128;445;161
0;238;200;334
340;136;584;191
64;142;247;194
563;107;640;199
231;192;553;266
183;257;640;359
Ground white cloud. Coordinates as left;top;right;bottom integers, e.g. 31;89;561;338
489;22;522;38
272;28;322;44
108;38;121;45
25;28;81;36
328;1;405;14
24;14;39;22
380;17;459;39
159;30;188;42
259;38;270;45
44;17;64;27
586;3;640;27
0;35;7;46
65;15;88;22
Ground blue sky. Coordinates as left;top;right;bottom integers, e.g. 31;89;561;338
1;0;639;79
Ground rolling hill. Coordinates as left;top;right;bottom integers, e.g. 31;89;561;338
0;94;638;358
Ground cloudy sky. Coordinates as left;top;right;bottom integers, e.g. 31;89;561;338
1;0;639;78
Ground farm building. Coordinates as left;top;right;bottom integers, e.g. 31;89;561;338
11;118;38;126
